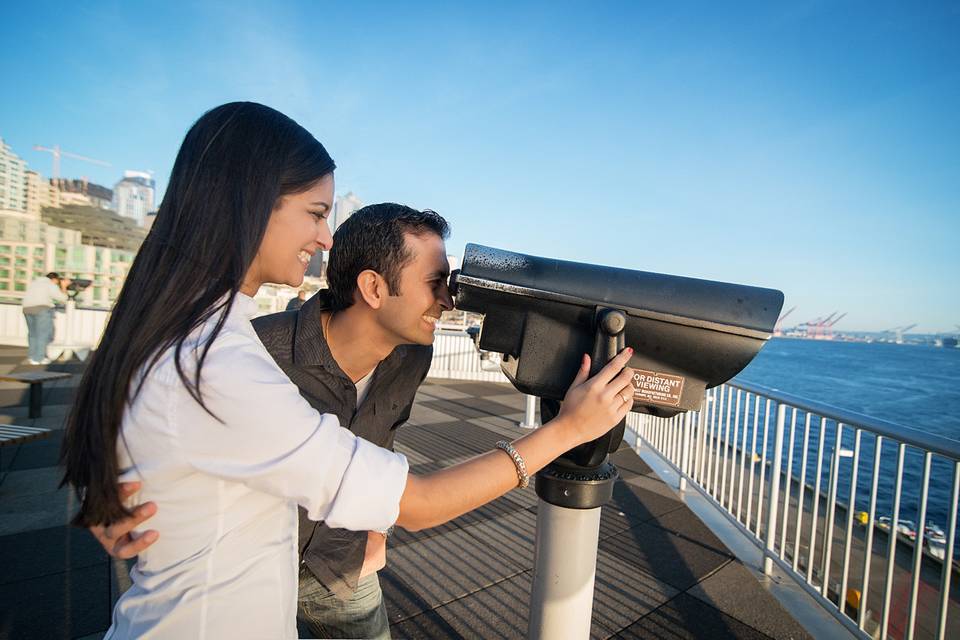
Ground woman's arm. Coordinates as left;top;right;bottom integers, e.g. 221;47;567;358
91;349;634;551
396;349;634;531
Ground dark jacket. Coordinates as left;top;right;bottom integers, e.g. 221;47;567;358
252;291;431;600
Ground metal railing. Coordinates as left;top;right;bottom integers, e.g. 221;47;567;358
0;300;109;355
427;330;510;383
627;380;960;640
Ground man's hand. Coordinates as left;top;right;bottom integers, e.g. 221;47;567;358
90;482;159;559
358;531;387;579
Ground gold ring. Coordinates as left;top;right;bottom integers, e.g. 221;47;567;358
619;393;629;404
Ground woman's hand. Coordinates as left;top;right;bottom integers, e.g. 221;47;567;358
89;482;159;559
557;348;635;445
396;347;637;532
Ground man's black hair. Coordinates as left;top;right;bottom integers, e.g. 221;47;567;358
327;203;450;311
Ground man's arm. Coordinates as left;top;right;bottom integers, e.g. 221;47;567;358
89;482;159;559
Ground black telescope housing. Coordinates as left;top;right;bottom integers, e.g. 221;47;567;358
65;279;92;300
451;244;783;507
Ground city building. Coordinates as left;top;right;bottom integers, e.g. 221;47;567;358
52;178;113;210
0;138;144;309
330;191;363;232
305;192;363;278
143;210;158;231
25;171;43;216
252;275;325;315
42;204;147;252
0;137;28;213
37;173;61;210
0;212;135;307
113;170;155;226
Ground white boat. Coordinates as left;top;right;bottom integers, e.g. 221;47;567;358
924;522;947;560
898;520;918;541
876;516;916;540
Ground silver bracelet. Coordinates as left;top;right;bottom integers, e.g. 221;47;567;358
496;440;529;489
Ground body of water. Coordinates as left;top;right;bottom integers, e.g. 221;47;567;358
732;338;960;537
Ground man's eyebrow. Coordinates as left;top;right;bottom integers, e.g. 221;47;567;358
427;268;450;279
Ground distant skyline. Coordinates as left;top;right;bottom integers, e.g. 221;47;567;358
2;2;957;331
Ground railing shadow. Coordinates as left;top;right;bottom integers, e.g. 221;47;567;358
607;478;742;637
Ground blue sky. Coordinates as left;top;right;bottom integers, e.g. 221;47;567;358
2;1;957;331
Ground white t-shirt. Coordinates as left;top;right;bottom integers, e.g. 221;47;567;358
107;294;409;639
354;367;376;406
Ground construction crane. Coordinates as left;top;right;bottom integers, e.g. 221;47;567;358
33;144;111;179
808;311;838;340
880;323;918;344
827;312;847;327
819;312;847;340
773;306;796;336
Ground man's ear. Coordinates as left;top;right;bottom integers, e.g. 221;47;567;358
355;270;386;310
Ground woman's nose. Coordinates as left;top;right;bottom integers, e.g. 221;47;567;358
316;220;333;251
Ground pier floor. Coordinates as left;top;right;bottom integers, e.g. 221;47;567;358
1;345;816;639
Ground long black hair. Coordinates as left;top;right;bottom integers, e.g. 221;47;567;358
60;102;335;526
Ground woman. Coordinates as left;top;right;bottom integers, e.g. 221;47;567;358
61;102;635;638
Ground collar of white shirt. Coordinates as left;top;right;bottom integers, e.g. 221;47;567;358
232;292;259;322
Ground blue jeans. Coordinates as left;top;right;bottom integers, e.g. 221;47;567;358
24;308;55;362
297;567;390;639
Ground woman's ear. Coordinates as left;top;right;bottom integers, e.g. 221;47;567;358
356;270;385;309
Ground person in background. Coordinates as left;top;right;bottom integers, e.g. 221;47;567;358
21;271;70;365
286;288;308;311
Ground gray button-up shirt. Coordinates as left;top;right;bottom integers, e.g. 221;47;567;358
253;290;432;600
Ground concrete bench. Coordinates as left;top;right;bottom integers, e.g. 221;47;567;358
0;371;72;418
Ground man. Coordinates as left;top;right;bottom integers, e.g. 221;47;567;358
95;203;453;639
21;272;70;365
285;288;308;311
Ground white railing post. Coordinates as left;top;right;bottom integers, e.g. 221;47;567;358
519;394;540;430
679;411;691;492
763;403;787;576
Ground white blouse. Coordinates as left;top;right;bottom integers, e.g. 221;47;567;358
107;294;409;639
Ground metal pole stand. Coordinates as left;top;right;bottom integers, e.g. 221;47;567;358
528;309;627;640
528;462;618;640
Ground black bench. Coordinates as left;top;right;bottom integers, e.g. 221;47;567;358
0;423;54;485
0;371;72;418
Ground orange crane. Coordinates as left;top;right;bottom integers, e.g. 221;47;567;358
810;311;838;339
822;312;847;340
799;315;823;339
33;144;110;179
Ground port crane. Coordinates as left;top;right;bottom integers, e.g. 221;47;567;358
881;323;918;344
773;306;796;336
805;311;839;340
798;314;824;338
33;144;111;180
821;312;847;340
